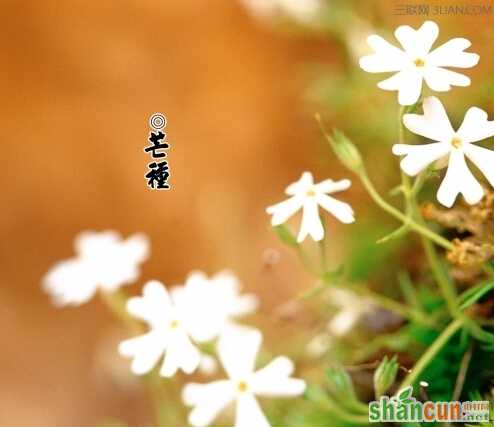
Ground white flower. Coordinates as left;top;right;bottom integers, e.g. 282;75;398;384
172;270;259;342
266;172;355;242
119;272;258;377
119;280;203;377
393;96;494;208
240;0;321;23
43;231;149;306
359;20;479;105
183;329;306;427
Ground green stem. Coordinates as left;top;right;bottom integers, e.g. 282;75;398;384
420;233;459;316
359;170;453;251
99;291;172;427
452;341;474;401
398;317;464;391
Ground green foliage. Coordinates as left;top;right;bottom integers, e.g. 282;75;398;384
458;281;494;310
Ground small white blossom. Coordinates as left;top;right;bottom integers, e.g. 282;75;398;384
359;20;479;105
119;280;203;377
305;333;333;359
183;329;306;427
172;271;259;342
43;231;149;306
393;96;494;208
266;172;355;242
240;0;322;23
326;288;375;336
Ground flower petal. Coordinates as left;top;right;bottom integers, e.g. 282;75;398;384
328;309;360;336
218;328;262;380
317;194;355;224
395;21;438;57
235;394;271;427
118;330;167;375
315;178;351;194
402;96;455;142
297;199;324;242
183;381;235;427
428;38;479;68
359;35;407;73
378;70;423;106
266;196;304;226
75;230;119;258
126;280;173;327
122;233;150;264
160;330;201;377
285;171;313;195
464;143;494;188
251;356;306;397
42;259;98;306
392;142;450;176
457;107;494;144
437;149;484;207
423;67;470;92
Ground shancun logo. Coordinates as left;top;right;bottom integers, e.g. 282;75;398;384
368;386;490;423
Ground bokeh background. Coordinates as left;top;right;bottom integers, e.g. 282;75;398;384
2;1;494;426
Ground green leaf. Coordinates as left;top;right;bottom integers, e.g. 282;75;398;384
458;281;494;310
397;386;413;402
273;225;298;247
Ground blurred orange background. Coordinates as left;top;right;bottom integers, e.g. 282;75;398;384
2;1;494;426
1;1;335;425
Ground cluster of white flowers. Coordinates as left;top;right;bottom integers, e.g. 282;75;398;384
43;231;306;427
41;20;493;427
360;20;493;208
267;21;493;241
118;271;259;378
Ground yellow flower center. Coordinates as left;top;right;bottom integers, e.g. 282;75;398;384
414;58;425;67
170;320;179;329
306;189;316;197
450;136;462;149
237;381;248;393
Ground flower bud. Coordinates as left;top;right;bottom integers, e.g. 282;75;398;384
327;129;363;173
374;355;399;399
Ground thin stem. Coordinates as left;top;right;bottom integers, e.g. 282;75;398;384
420;233;459;316
396;105;459;316
452;341;474;401
398;317;464;391
359;170;453;251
